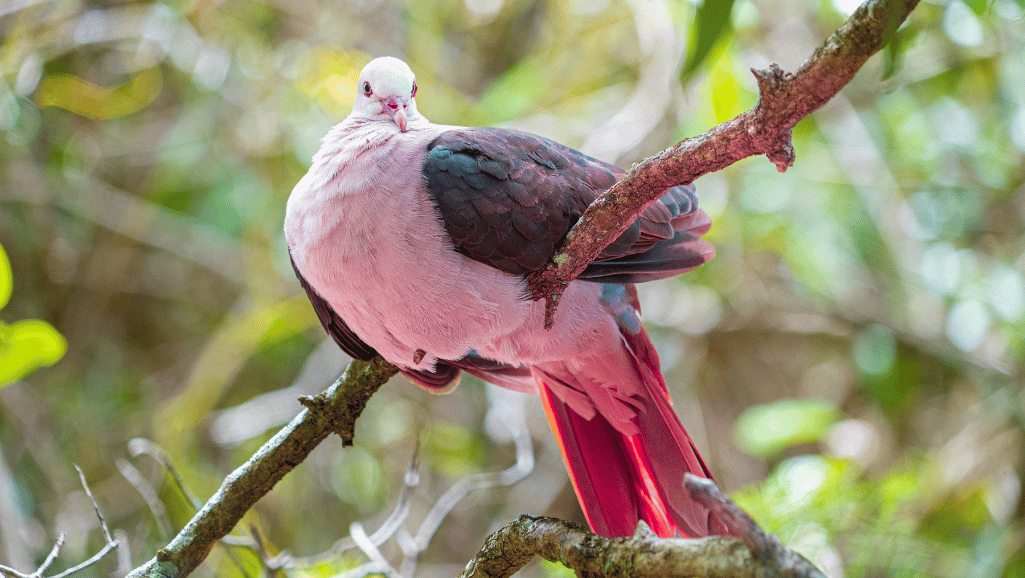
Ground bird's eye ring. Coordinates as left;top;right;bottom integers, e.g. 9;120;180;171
363;82;372;95
411;82;417;97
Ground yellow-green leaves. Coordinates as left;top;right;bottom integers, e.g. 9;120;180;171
35;67;162;120
0;242;10;310
733;398;840;459
0;244;67;388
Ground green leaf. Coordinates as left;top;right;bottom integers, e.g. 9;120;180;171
0;243;11;311
961;0;988;16
0;319;68;388
733;398;840;459
682;0;737;82
881;25;916;80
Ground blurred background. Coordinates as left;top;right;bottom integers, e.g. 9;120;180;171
1;0;1023;576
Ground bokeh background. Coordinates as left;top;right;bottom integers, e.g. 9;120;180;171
2;0;1024;576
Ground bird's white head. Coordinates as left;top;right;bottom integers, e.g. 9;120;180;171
349;56;423;132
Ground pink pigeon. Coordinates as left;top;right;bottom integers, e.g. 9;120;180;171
285;56;728;538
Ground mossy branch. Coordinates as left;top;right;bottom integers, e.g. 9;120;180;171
460;475;827;578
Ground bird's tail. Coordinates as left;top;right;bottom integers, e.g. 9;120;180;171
532;323;730;538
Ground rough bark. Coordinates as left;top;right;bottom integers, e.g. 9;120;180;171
459;476;827;578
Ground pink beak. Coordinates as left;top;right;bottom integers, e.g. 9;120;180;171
384;96;408;132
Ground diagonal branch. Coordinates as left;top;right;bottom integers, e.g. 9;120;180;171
527;0;921;328
124;357;398;578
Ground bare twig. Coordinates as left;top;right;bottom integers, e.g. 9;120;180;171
35;536;66;578
74;465;114;545
225;387;534;578
527;0;921;327
128;438;204;511
0;467;120;578
0;535;65;578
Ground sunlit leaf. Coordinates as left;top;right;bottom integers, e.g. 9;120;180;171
961;0;988;16
709;56;742;123
0;319;68;388
734;399;840;459
682;0;737;82
35;67;163;120
0;243;10;310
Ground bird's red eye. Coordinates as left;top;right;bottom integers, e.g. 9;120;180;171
411;82;417;97
363;82;372;96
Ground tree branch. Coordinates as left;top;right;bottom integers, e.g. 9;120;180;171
460;475;826;578
124;357;398;578
118;0;920;575
527;0;920;328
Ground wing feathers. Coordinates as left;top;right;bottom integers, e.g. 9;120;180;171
290;251;378;361
423;128;713;284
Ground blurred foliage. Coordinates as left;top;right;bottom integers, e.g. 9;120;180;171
733;398;841;458
1;0;1023;577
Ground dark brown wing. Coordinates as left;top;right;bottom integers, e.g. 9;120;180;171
291;250;528;389
290;251;378;361
422;128;713;283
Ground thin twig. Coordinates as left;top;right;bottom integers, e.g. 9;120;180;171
349;523;400;578
47;541;120;578
0;468;122;578
0;534;64;578
128;438;203;511
74;465;115;544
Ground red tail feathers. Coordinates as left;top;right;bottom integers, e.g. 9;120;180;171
533;326;731;538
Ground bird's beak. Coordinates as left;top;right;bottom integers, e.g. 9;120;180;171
384;96;409;132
